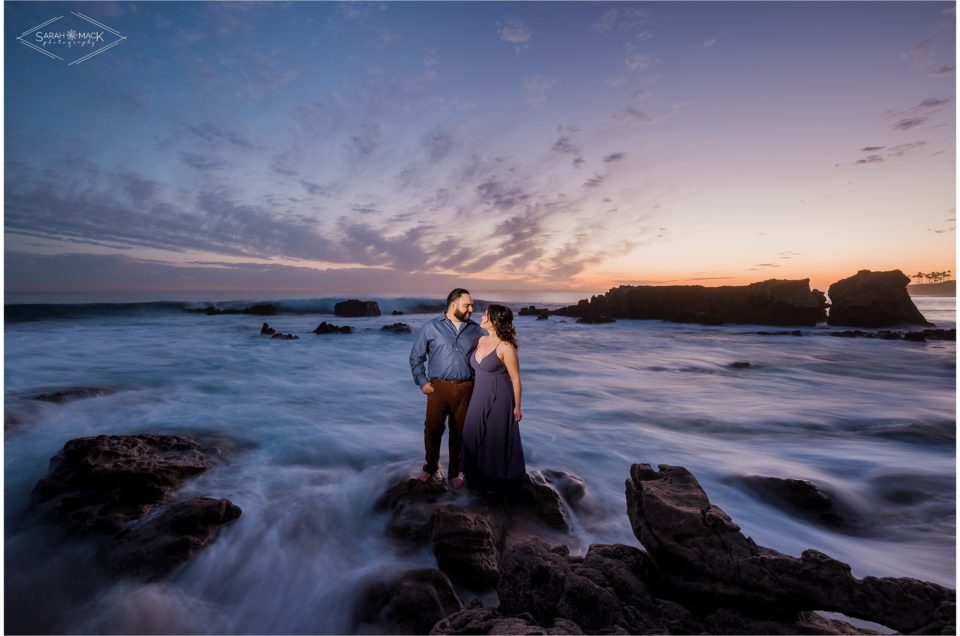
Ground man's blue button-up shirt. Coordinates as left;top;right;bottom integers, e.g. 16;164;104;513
409;315;483;389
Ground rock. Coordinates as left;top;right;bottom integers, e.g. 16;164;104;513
30;434;210;534
828;270;933;327
756;330;804;336
375;474;453;542
556;279;828;326
353;568;462;635
203;303;277;316
736;475;863;532
270;332;299;340
625;463;955;634
522;471;572;530
33;387;115;403
392;310;405;316
430;505;504;590
703;608;882;635
576;315;616;324
542;469;586;506
520;306;551;320
107;497;242;580
312;322;352;335
260;322;276;335
729;361;752;369
429;607;583;635
382;322;413;334
335;299;381;317
537;313;549;320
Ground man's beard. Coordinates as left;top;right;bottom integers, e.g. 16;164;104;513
454;309;471;322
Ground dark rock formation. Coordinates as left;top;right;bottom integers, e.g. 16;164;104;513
353;568;462;634
829;328;955;342
392;310;405;316
756;330;804;336
729;361;752;369
430;607;583;635
430;505;505;590
556;279;828;326
270;332;299;340
29;434;241;580
31;434;210;534
335;299;381;317
735;475;863;532
576;315;616;324
33;387;115;404
522;471;572;530
520;306;551;319
828;270;933;327
312;322;352;334
376;475;452;542
108;497;242;580
626;463;955;634
542;469;586;507
382;322;413;334
260;322;276;335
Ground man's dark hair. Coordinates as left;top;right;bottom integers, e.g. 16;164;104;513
447;288;470;306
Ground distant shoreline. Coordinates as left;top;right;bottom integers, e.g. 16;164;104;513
907;281;956;297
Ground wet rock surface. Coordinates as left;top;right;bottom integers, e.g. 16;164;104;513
33;387;115;403
29;434;241;579
555;279;828;326
313;321;353;334
431;505;505;590
625;463;955;634
353;568;463;634
735;475;864;532
335;299;381;317
382;322;413;334
828;269;933;327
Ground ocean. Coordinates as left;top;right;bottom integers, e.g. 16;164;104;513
3;293;955;634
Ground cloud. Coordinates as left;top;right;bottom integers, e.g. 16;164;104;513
180;152;226;171
625;54;651;71
350;123;385;157
703;37;718;48
892;118;926;131
424;130;455;162
854;155;884;165
887;141;928;157
592;7;650;34
498;17;532;53
475;180;532;211
931;66;955;76
184;122;260;151
605;76;626;88
901;35;939;70
583;173;606;188
572;157;586;169
523;74;557;104
553;136;580;154
612;106;654;124
603;152;626;163
860;146;885;152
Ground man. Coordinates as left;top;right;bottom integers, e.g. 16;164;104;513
409;288;482;488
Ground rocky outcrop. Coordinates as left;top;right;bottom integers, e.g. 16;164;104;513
382;323;413;334
555;279;828;326
270;332;299;340
523;470;572;530
430;607;583;635
33;387;115;403
335;299;381;317
29;434;241;579
430;505;505;590
203;303;277;316
735;475;863;532
313;322;353;334
260;322;276;335
829;328;955;342
519;306;550;319
353;568;462;634
626;463;954;634
828;270;933;327
108;497;242;580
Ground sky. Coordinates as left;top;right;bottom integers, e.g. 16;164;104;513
4;1;956;295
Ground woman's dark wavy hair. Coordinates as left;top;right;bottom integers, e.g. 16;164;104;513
486;304;518;349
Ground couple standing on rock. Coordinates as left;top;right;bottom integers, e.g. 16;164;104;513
409;288;526;497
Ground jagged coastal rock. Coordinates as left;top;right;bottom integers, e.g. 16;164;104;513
828;269;934;327
203;303;277;316
313;322;353;334
555;279;828;326
369;464;953;635
382;323;413;334
626;463;955;634
335;299;382;317
33;387;115;403
29;434;241;579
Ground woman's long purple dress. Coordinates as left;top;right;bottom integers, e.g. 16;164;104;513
462;347;526;497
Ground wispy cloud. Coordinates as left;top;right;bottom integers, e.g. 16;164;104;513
498;16;532;53
703;37;719;48
553;136;581;155
883;96;951;131
625;54;651;71
854;155;884;165
612;106;654;125
603;152;627;163
523;74;557;104
583;173;606;188
592;7;650;34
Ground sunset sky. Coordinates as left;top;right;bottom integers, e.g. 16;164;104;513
5;1;956;295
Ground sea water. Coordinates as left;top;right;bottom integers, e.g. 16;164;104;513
3;294;955;634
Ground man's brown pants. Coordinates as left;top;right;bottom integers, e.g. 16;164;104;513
423;378;474;477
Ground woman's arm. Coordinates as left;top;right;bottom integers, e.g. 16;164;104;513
500;343;522;422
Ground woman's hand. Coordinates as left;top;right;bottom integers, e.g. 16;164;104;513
514;406;522;422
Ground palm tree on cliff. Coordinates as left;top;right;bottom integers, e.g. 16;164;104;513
912;272;926;284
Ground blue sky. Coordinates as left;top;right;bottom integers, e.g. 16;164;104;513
5;1;956;294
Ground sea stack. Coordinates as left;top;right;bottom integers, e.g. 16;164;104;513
334;300;382;317
827;269;933;327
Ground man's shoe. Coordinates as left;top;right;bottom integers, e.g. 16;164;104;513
416;471;432;482
450;476;465;489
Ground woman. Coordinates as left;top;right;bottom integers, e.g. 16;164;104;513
462;304;526;499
